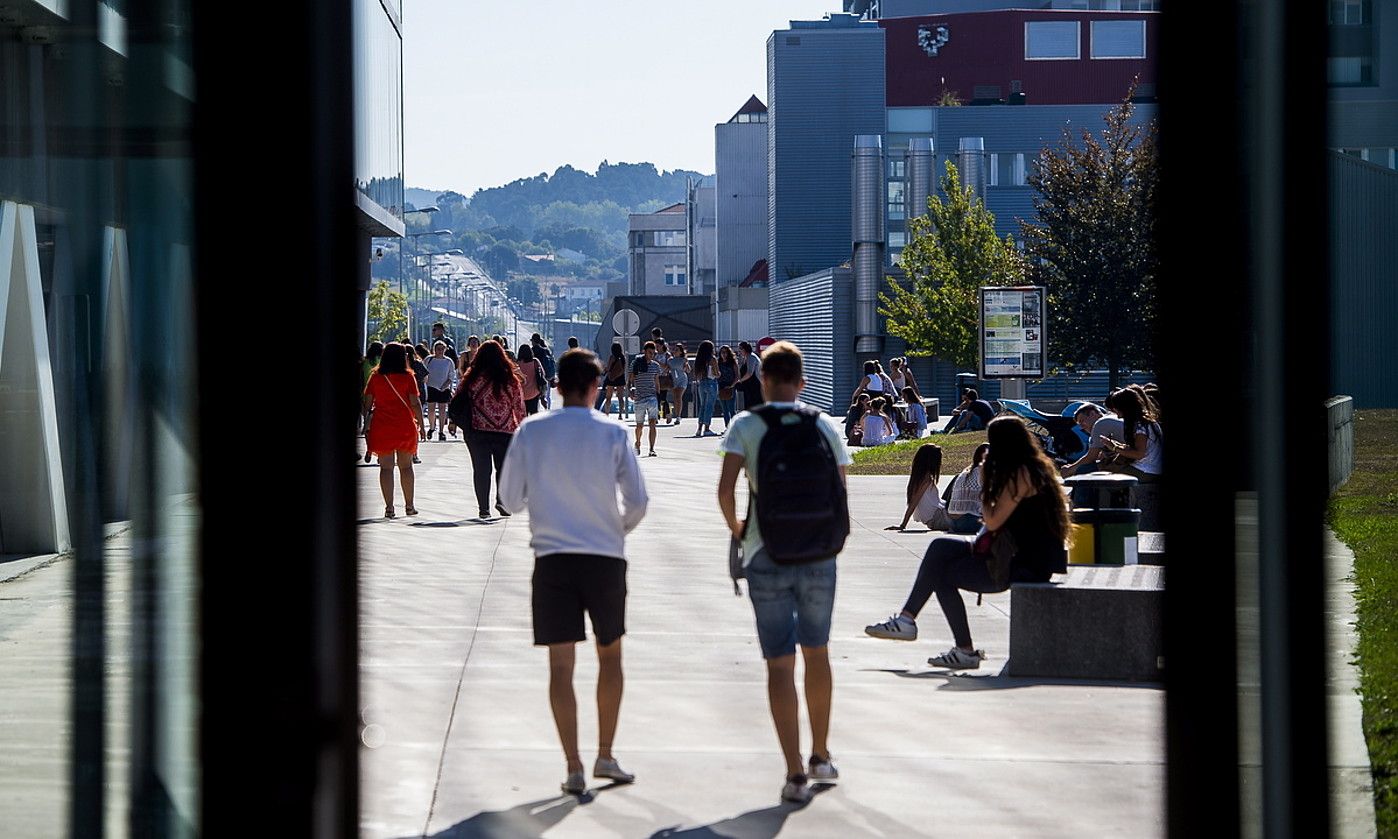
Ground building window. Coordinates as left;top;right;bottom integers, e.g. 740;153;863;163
663;265;687;286
890;231;908;248
989;153;1000;187
888;159;906;178
1091;20;1146;59
888;181;906;220
1328;56;1374;85
735;112;768;123
887;107;935;133
655;230;686;247
1026;21;1080;60
1329;0;1368;25
1013;153;1028;186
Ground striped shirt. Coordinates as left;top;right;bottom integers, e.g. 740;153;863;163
630;356;661;401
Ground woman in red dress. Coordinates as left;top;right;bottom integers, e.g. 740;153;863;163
458;339;526;519
363;342;427;518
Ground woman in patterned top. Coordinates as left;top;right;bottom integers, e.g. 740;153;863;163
457;339;527;519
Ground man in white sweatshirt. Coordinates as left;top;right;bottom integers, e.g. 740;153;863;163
499;348;649;796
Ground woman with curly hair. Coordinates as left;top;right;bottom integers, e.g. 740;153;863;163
864;416;1070;669
457;339;526;519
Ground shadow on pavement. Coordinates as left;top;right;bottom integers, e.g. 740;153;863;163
866;667;1162;691
414;795;579;838
646;784;832;838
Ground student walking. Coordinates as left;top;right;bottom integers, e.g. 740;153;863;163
717;340;852;804
692;340;720;437
457;339;526;519
734;341;763;411
362;343;426;518
425;341;456;440
600;342;629;418
517;343;545;415
716;345;739;429
664;341;691;426
629;341;663;457
498;348;649;796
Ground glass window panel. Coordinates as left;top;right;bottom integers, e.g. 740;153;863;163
1026;21;1080;60
1092;20;1146;59
887;108;935;133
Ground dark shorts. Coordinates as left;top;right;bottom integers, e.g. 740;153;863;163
426;386;451;403
531;554;627;646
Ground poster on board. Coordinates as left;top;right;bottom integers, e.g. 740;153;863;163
980;286;1047;379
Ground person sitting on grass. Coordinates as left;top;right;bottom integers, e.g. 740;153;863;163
860;397;897;447
937;388;995;435
886;444;951;532
900;386;928;438
844;393;871;447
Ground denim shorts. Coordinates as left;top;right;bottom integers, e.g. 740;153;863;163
745;548;837;659
633;398;659;424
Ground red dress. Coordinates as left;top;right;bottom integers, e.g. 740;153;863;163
365;372;420;456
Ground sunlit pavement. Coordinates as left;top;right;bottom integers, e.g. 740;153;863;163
357;411;1166;838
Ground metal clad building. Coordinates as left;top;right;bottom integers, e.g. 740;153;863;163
1330;151;1398;407
768;15;886;284
716;96;770;288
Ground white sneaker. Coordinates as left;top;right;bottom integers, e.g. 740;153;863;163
927;647;986;670
808;754;839;782
864;614;917;641
593;756;635;784
780;774;812;804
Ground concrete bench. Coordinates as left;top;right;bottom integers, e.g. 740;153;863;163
1132;482;1161;531
1138;531;1164;565
1006;565;1164;682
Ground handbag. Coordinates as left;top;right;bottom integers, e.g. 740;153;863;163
447;378;474;432
533;362;548;395
718;386;735;400
972;525;1018;591
657;364;674;390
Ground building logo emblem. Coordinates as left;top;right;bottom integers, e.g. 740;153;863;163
918;25;950;57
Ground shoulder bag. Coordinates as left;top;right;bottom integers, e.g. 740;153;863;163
972;525;1018;592
447;377;474;432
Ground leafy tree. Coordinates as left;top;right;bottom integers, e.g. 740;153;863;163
366;281;408;344
506;277;542;305
880;162;1025;370
1019;92;1159;388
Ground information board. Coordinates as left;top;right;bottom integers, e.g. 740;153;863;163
979;286;1046;379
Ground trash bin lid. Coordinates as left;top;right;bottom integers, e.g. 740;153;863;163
1071;507;1142;524
1063;472;1139;489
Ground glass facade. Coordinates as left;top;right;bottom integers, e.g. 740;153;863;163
355;0;405;222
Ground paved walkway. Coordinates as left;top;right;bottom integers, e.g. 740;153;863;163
358;415;1166;838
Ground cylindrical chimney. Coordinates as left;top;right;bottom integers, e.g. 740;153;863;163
906;137;933;221
852;135;886;354
958;137;987;203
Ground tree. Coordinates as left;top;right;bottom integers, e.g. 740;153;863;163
366;281;408;344
1019;92;1159;388
507;277;541;306
880;162;1025;370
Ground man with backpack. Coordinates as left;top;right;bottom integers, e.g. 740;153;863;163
716;340;852;805
530;333;556;408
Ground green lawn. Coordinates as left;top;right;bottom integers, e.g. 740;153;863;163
848;431;989;476
1329;409;1398;837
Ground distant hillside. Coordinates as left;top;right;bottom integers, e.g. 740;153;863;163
393;161;709;291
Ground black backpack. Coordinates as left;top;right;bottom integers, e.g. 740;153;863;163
750;405;850;564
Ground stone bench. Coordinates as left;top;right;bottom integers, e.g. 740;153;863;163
1006;564;1164;682
1138;531;1164;565
1133;482;1161;531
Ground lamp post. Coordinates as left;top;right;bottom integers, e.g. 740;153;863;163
417;248;464;340
402;221;449;339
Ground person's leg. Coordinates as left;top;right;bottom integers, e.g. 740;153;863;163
765;655;803;778
899;536;975;620
672;387;685;422
634;414;643;451
547;643;583;773
489;434;511;509
648;417;657;453
596;386;608;412
396;450;415;511
465;435;492;514
800;646;832;762
378;454;395;510
916;541;998;650
595;638;623;761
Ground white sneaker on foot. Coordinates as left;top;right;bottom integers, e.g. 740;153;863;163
927;647;986;670
781;773;812;804
864;614;917;641
808;754;839;782
593;756;635;784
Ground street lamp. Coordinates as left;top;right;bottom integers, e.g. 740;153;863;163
402;224;450;339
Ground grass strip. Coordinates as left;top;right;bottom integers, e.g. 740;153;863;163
1328;409;1398;838
848;431;989;477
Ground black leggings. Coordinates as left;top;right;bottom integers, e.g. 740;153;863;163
902;535;1004;648
465;431;511;513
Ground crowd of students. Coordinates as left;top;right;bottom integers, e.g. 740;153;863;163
358;330;1083;807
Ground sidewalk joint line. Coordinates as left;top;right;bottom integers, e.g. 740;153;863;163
421;514;510;837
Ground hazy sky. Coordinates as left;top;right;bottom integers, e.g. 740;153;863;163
403;0;833;196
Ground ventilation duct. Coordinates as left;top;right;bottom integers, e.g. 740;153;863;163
958;137;987;203
852;134;885;354
906;137;933;222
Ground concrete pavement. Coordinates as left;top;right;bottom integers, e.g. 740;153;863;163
358;414;1167;838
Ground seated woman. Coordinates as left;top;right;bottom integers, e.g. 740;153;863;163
860;397;897;446
1099;387;1162;483
863;417;1070;669
899;386;927;438
844;392;871;446
886;444;951;532
943;443;989;534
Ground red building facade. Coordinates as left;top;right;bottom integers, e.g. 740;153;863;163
882;10;1159;106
